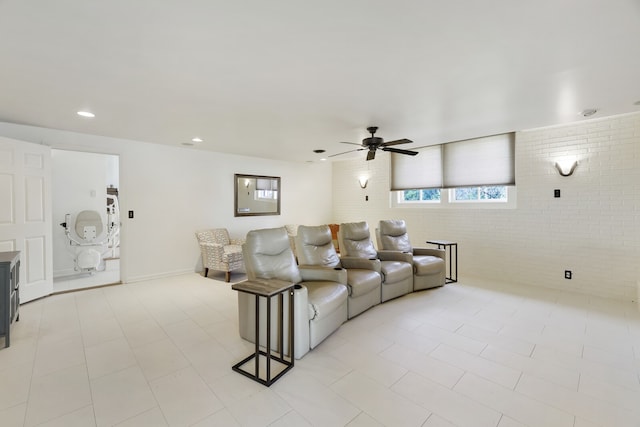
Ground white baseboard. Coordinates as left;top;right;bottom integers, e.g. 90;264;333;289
123;268;194;284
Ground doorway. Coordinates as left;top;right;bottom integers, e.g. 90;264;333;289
51;150;120;293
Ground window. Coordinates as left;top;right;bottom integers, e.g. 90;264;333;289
395;185;515;208
451;186;507;202
399;189;441;203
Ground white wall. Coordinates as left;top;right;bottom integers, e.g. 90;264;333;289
0;122;333;283
332;112;640;301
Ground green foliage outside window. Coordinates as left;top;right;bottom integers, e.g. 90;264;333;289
401;189;441;202
421;189;441;200
454;186;506;201
400;186;507;203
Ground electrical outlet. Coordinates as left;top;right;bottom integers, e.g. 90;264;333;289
128;210;134;219
564;270;572;279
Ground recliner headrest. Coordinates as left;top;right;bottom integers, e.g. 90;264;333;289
339;221;370;240
299;225;333;246
338;221;377;259
243;227;302;283
295;225;340;268
378;219;412;252
379;219;407;237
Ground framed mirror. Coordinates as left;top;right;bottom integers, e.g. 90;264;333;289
234;174;281;217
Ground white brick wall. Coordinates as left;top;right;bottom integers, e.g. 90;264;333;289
332;112;640;301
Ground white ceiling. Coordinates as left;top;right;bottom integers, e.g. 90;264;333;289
1;0;639;163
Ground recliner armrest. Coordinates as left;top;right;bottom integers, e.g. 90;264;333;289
412;247;446;260
299;265;347;284
339;256;382;273
377;250;413;263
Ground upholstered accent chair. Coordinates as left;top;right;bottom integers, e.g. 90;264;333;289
338;221;413;302
295;225;381;319
237;227;348;359
376;219;446;291
195;228;244;282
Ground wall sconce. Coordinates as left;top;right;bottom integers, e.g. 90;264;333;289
554;160;578;177
358;177;368;189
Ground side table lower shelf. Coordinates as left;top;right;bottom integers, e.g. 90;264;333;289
231;279;295;386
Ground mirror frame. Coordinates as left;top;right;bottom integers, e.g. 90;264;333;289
234;173;281;217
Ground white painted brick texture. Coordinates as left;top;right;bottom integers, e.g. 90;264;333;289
332;112;640;301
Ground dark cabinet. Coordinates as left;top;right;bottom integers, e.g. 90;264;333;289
0;251;20;348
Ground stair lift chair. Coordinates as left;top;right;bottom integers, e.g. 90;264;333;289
295;225;381;319
338;221;413;302
59;203;119;273
376;219;446;291
237;227;348;359
195;228;244;282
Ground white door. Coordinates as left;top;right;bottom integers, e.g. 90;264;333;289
0;137;53;302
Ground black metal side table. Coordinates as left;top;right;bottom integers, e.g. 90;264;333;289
426;240;458;284
231;279;295;386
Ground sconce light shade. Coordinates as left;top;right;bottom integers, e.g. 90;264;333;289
554;160;578;177
358;177;368;189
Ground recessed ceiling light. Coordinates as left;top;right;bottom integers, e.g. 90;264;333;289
320;158;327;161
77;111;95;118
192;137;203;143
580;108;597;117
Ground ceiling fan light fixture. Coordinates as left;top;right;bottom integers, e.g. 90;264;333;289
77;111;95;118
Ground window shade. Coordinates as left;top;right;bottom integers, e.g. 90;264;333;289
442;133;515;188
390;132;515;191
390;145;443;191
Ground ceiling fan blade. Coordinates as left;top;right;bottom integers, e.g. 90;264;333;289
339;141;363;146
328;148;365;157
366;150;376;161
382;147;418;156
381;138;412;147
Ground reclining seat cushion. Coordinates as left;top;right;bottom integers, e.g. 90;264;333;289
379;219;412;252
305;281;349;321
340;222;378;259
346;269;381;297
380;261;413;284
413;255;445;275
244;227;302;284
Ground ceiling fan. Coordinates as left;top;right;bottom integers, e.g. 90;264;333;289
329;126;418;161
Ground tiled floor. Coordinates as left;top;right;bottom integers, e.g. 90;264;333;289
1;274;639;426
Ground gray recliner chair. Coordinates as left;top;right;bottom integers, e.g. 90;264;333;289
376;219;446;291
338;221;413;302
295;225;382;319
237;227;349;359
